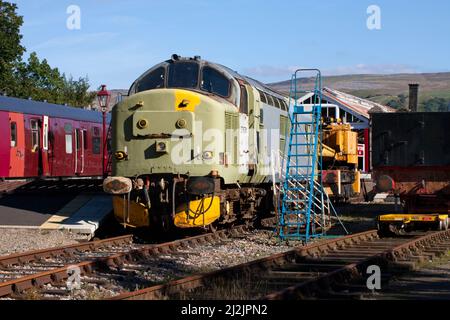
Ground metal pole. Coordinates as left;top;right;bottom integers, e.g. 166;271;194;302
102;109;107;178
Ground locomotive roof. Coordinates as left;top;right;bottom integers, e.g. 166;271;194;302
0;95;110;123
215;63;288;100
132;56;288;101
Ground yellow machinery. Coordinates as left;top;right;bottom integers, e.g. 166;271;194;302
321;121;360;200
378;213;449;235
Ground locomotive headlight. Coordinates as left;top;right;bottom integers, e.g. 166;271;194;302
202;151;214;160
176;118;187;129
156;141;168;153
115;151;127;160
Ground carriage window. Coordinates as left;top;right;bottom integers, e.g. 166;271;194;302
92;127;100;136
10;122;17;147
64;123;73;154
258;90;267;104
83;130;88;149
136;67;165;93
64;123;72;134
274;98;281;109
92;137;101;154
30;119;39;151
168;62;199;89
201;66;230;97
43;122;48;150
266;95;274;107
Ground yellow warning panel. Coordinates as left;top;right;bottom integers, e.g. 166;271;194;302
174;196;220;228
112;196;150;228
174;89;201;112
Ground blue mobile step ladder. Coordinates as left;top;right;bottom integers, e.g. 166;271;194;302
277;69;347;242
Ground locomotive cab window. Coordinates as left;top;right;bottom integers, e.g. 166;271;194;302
239;85;248;114
136;67;165;93
10;122;17;147
201;66;230;97
168;62;199;89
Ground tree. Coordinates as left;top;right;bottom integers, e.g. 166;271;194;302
0;0;25;93
1;1;95;107
423;97;448;112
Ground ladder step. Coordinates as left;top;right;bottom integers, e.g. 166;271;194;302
288;165;313;168
290;132;317;135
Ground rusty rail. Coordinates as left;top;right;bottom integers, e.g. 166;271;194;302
111;229;450;300
0;235;133;267
111;230;380;300
263;229;450;299
0;220;266;298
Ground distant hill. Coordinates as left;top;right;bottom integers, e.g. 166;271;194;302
268;72;450;111
103;72;450;112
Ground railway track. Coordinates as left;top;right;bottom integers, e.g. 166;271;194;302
0;219;278;299
111;229;450;300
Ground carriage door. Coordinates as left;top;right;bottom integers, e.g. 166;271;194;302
8;113;25;177
74;128;85;175
40;115;50;176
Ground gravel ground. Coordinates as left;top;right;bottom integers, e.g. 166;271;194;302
0;229;84;256
32;229;304;300
365;252;450;300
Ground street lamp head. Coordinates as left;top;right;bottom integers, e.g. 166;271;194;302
97;84;111;112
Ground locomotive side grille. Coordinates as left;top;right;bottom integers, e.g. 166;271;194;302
225;112;239;164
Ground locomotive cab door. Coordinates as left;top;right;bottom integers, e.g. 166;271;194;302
74;128;85;175
8;113;25;177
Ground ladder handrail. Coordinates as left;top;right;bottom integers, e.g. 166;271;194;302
278;68;345;241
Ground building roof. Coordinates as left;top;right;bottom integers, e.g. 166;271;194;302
323;87;395;119
0;95;110;123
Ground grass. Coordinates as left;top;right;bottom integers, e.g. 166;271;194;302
170;273;269;300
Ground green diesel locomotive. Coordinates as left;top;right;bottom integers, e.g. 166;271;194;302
103;55;291;231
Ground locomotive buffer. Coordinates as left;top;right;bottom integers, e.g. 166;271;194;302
278;69;346;241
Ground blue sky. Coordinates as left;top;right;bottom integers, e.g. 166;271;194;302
12;0;450;89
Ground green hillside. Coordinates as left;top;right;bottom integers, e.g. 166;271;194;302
268;72;450;112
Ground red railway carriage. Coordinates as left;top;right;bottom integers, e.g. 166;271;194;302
0;95;109;179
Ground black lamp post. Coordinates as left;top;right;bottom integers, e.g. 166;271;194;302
97;84;111;178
